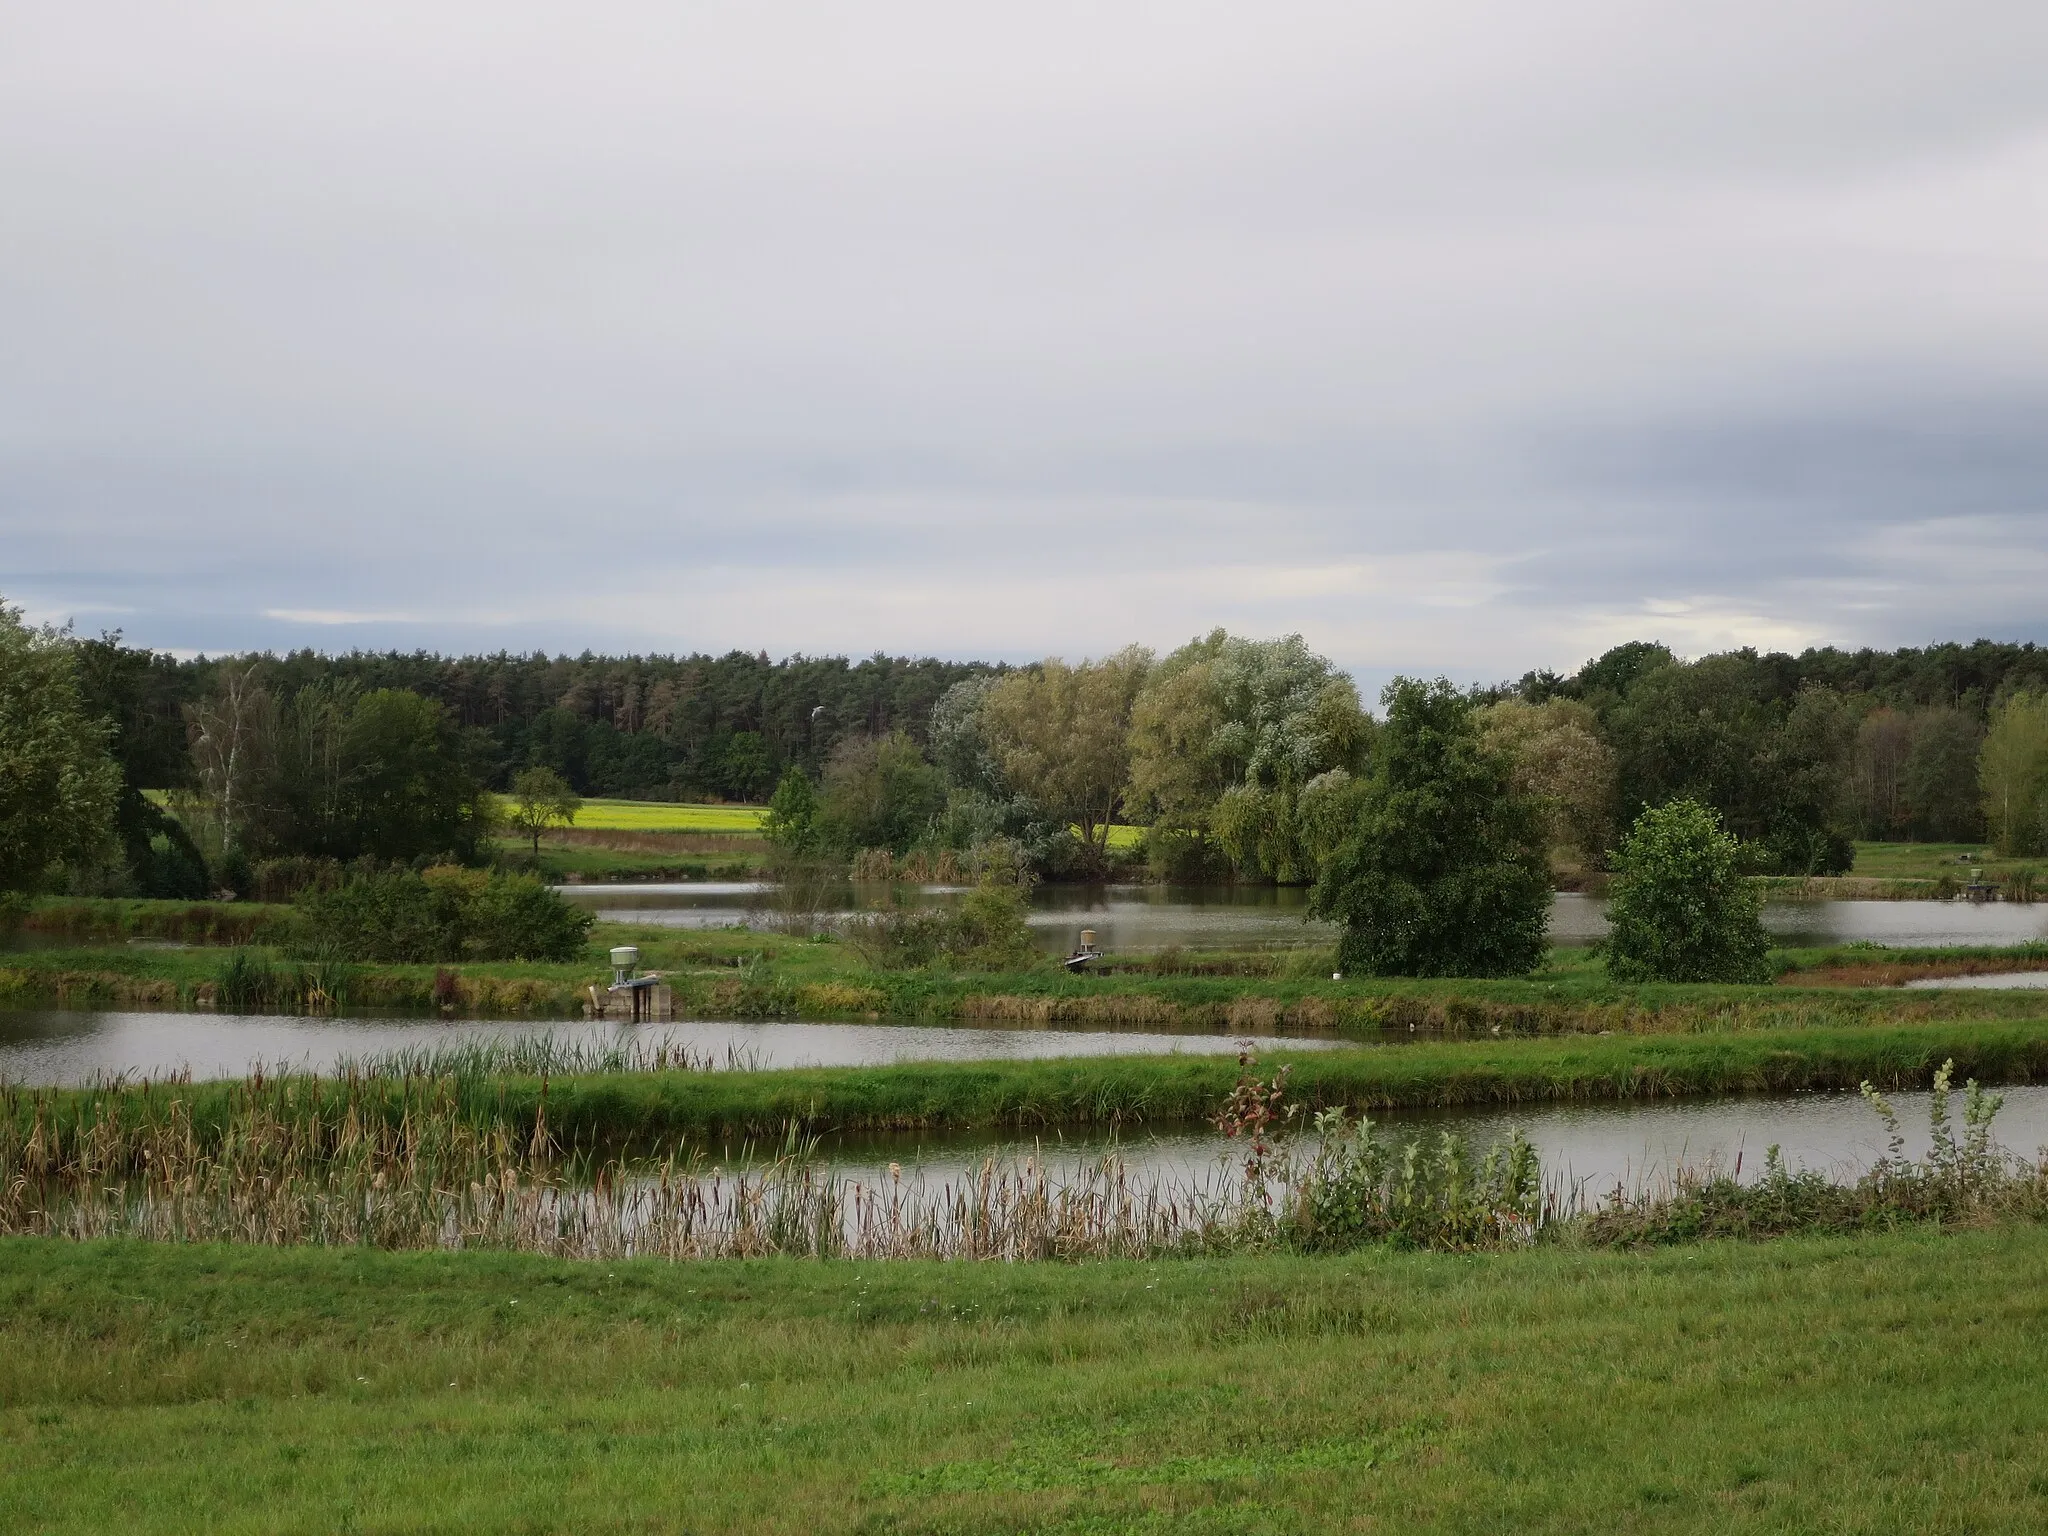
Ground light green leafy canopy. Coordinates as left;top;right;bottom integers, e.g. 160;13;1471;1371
0;599;122;892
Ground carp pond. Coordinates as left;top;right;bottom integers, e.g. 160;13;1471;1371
558;884;2048;953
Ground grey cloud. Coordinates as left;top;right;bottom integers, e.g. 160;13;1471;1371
5;1;2048;682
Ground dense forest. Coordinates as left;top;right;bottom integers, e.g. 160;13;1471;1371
14;605;2048;900
78;645;989;800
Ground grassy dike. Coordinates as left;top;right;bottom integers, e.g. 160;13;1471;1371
13;920;2048;1033
4;1230;2048;1533
20;1021;2048;1148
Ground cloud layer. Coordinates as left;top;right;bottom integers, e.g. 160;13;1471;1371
6;1;2047;688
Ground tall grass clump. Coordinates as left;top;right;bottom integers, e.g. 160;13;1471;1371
216;948;358;1012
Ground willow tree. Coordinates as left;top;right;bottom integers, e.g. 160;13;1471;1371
1126;631;1371;882
979;647;1151;869
1981;692;2048;856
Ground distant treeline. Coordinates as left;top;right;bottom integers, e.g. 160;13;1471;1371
19;617;2048;903
90;637;2048;804
79;645;992;800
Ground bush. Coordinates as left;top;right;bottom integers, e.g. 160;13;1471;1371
838;877;1037;971
251;856;345;905
1604;799;1771;984
1584;1061;2048;1244
816;733;947;855
1288;1107;1542;1252
293;866;594;963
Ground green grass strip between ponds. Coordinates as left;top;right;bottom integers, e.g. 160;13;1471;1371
21;1020;2048;1148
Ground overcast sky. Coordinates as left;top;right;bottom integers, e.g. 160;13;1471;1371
6;2;2048;691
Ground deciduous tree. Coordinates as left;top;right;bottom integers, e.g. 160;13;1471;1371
0;601;123;892
1128;632;1370;881
980;648;1151;869
1310;679;1550;977
816;732;946;855
1476;698;1615;869
1980;692;2048;856
506;766;582;856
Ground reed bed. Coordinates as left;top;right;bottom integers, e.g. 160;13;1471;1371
329;1033;764;1082
0;1062;1547;1259
0;1077;1240;1260
8;1051;2041;1260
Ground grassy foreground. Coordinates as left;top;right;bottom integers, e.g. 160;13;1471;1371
3;1231;2046;1533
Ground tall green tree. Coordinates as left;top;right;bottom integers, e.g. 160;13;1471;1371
1603;799;1771;983
763;766;822;855
0;602;123;892
1980;692;2048;856
343;689;485;863
1127;631;1371;881
816;732;946;855
1605;654;1853;875
980;648;1152;869
1310;679;1551;978
73;630;209;896
1903;708;1983;842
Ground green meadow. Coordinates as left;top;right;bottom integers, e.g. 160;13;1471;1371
5;1230;2048;1534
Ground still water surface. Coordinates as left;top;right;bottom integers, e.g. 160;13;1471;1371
558;883;2048;953
8;1008;2044;1198
0;1008;1347;1087
762;1084;2048;1200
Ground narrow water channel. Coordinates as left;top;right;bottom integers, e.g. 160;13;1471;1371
9;1009;2045;1201
749;1083;2048;1202
0;1008;1349;1086
555;883;2048;953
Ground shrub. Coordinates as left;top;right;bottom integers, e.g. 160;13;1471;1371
762;767;820;855
1583;1061;2048;1244
1604;798;1771;983
837;877;1037;971
293;866;593;962
251;856;344;905
1289;1107;1542;1252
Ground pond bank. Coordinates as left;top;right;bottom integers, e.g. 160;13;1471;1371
16;1021;2048;1144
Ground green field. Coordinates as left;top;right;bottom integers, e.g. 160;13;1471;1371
488;837;766;882
493;796;769;833
1850;840;2033;881
4;1230;2047;1533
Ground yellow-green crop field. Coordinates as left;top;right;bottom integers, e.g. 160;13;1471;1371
523;797;766;832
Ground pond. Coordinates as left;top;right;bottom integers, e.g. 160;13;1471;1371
9;1008;2045;1202
735;1082;2048;1201
557;883;2048;953
0;1008;1350;1087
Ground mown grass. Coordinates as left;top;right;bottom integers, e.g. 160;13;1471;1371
4;1229;2048;1533
1850;839;2024;880
494;837;765;883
